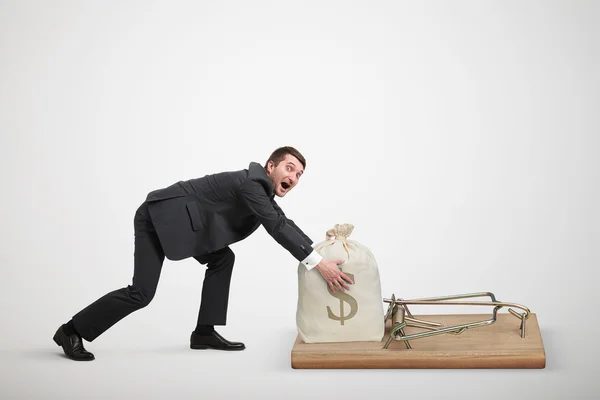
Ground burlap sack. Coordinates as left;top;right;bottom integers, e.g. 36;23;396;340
296;224;384;343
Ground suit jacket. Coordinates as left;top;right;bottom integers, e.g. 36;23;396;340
145;162;314;261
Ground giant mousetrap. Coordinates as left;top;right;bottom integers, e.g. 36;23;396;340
291;292;545;369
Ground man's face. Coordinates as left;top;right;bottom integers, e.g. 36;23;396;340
266;154;304;197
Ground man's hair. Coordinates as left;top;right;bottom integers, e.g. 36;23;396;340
264;146;306;170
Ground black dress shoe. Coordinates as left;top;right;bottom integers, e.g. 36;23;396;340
190;330;245;351
53;326;95;361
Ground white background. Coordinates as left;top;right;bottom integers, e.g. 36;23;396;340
1;0;598;398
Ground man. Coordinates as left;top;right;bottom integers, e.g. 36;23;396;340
53;146;354;361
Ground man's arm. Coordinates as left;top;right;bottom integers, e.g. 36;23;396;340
236;177;318;265
271;200;312;245
236;174;353;290
270;200;323;269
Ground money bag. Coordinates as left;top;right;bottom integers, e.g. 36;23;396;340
296;224;385;343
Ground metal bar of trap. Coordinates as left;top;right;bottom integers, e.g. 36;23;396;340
382;292;530;348
383;292;531;320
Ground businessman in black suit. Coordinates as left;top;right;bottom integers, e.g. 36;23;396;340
53;146;354;361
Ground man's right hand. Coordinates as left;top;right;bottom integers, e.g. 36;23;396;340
316;259;354;293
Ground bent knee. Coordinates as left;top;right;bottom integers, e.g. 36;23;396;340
127;285;155;308
224;248;235;262
214;247;235;263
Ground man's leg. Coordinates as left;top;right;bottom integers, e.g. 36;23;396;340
54;202;165;360
190;247;244;350
194;247;235;328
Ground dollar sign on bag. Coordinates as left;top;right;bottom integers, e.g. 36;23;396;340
326;273;358;325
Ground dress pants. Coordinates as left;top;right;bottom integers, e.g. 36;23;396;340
71;201;235;342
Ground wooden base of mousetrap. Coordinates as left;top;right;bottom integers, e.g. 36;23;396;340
291;313;545;369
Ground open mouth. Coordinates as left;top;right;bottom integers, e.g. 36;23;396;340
281;181;290;190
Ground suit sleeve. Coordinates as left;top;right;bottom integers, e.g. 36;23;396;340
236;178;314;262
271;200;313;246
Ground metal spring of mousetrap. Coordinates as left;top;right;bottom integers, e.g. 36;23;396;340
382;292;531;349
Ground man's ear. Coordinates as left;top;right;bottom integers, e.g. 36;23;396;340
266;160;274;174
